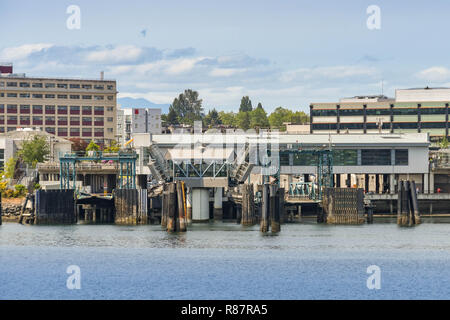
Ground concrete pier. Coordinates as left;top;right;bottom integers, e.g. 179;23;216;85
192;188;210;222
213;187;223;221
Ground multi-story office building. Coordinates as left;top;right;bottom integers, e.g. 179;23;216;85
117;108;161;145
310;87;449;142
0;65;117;145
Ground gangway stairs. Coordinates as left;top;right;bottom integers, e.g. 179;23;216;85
229;143;254;184
148;143;171;182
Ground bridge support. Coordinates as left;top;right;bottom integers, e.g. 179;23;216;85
192;188;210;222
213;187;223;221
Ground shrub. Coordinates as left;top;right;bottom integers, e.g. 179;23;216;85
14;184;27;197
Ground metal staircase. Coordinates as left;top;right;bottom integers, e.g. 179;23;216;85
147;144;171;182
230;143;254;184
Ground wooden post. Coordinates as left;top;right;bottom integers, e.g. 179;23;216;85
167;183;176;232
260;184;270;232
271;186;281;233
410;180;421;224
176;181;187;232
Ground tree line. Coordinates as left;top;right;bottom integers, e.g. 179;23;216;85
161;89;309;131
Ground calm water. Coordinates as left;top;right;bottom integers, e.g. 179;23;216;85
1;220;450;300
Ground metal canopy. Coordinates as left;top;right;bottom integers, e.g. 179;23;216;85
59;151;137;190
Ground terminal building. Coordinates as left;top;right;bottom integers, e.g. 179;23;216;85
131;131;442;194
0;64;117;145
310;87;450;142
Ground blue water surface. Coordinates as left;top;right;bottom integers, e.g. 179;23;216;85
1;221;450;299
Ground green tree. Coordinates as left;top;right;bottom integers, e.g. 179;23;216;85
86;140;100;152
18;135;50;167
239;96;253;113
204;109;222;127
440;136;449;149
165;106;179;125
250;104;269;128
4;157;17;179
235;111;251;130
169;89;204;125
104;140;120;153
268;107;292;131
218;111;236;127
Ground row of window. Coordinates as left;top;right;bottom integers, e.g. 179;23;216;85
0;82;114;90
0;115;113;122
312;107;448;117
0;127;113;134
0;104;114;113
280;149;408;166
1;92;114;100
312;122;448;130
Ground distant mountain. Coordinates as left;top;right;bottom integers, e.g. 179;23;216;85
117;97;170;113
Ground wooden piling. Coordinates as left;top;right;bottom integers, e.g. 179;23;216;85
167;183;176;232
271;185;280;233
260;184;270;232
176;181;187;232
410;180;421;224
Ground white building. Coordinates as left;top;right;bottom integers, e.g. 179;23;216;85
117;108;161;145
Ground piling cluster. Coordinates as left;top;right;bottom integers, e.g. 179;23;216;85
321;187;365;224
161;181;187;232
260;184;282;233
397;180;421;226
241;184;256;226
114;189;148;225
35;190;76;225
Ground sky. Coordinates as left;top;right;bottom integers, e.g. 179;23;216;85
1;0;450;113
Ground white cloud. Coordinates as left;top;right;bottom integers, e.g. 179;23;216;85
85;45;143;63
416;66;450;82
210;68;246;77
280;65;378;82
0;43;53;61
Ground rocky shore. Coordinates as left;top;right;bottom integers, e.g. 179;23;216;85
1;199;24;223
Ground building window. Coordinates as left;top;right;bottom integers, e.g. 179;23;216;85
20;105;30;113
366;109;391;116
7;104;17;113
45;83;56;88
339;109;364;116
332;150;358;166
292;153;317;166
19;93;30;98
340;123;364;130
311;109;337;117
82;95;92;100
393;122;418;129
58;105;68;114
7;93;17;98
82;84;92;89
94;85;104;90
32;105;43;113
361;149;391;166
57;84;68;89
45;94;56;99
70;84;80;89
107;85;114;90
421;122;446;128
107;107;114;112
280;153;290;166
107;128;113;133
94;95;104;100
70;95;80;99
6;82;17;87
107;117;113;122
19;82;30;88
45;105;56;113
82;106;92;114
57;94;68;99
312;123;337;130
32;83;43;88
395;149;408;166
32;94;43;99
392;108;417;115
420;108;446;115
